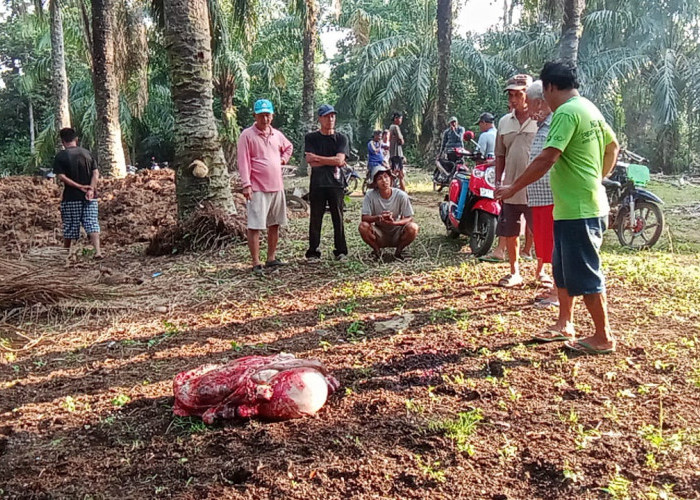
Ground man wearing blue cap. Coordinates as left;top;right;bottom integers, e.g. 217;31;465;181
304;104;349;261
238;99;294;273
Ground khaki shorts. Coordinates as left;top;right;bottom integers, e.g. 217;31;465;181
373;224;404;248
247;191;288;230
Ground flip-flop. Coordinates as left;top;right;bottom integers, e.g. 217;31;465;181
535;297;560;308
564;339;615;355
532;330;573;342
478;253;507;263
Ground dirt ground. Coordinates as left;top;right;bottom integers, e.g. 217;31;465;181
1;171;699;499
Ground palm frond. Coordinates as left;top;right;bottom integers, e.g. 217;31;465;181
650;48;680;125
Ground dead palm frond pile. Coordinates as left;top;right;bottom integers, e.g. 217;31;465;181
0;259;117;310
146;205;247;256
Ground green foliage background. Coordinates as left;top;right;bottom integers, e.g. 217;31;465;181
0;0;699;175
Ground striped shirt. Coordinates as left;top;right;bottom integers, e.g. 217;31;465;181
526;113;554;207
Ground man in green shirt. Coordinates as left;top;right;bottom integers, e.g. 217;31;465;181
495;61;620;355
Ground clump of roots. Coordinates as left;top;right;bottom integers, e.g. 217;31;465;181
146;205;247;256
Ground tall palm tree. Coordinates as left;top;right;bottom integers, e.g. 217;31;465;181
92;0;127;177
300;0;319;135
288;0;319;175
340;0;511;155
559;0;585;64
163;0;235;218
435;0;452;146
49;0;71;147
208;0;255;169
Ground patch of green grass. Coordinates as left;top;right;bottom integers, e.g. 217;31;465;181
429;408;483;455
111;394;131;407
600;466;631;499
170;416;209;435
346;320;366;341
414;454;447;483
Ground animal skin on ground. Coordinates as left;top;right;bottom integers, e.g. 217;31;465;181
173;353;339;423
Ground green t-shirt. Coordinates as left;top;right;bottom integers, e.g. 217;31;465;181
544;96;616;220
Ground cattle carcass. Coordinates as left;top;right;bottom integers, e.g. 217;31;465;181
173;353;339;423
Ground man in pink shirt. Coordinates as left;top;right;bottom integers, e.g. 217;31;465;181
237;99;294;274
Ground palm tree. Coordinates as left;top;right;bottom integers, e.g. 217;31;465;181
163;0;236;218
300;0;319;135
435;0;452;147
339;0;511;156
92;0;127;177
49;0;71;147
286;0;320;175
208;0;255;169
559;0;585;64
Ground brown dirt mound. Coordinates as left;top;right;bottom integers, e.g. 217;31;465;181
146;204;247;256
0;170;247;255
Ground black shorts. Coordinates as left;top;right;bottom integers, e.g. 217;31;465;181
496;203;532;237
390;156;404;171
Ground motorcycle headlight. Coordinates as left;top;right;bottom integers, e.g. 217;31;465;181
485;166;496;187
472;169;484;179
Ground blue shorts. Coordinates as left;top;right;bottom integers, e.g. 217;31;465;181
552;216;606;296
60;200;100;240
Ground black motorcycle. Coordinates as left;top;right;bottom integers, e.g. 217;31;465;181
603;150;664;249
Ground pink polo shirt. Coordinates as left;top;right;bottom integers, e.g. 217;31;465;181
237;125;294;192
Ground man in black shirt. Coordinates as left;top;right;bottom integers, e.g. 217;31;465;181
52;128;103;259
304;104;349;261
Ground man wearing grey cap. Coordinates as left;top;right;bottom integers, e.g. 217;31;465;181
476;112;497;160
359;165;418;261
488;74;538;287
304;104;350;261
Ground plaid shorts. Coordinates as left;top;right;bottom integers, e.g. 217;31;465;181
60;200;100;240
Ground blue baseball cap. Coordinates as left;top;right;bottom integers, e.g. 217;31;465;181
254;99;274;114
318;104;336;117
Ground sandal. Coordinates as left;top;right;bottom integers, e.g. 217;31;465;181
564;339;616;355
265;259;286;268
538;273;554;288
498;273;523;287
532;329;574;342
535;297;560;308
479;253;507;263
521;252;536;262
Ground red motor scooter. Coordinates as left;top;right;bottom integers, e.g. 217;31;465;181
439;161;501;256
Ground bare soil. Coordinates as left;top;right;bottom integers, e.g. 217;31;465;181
0;173;699;499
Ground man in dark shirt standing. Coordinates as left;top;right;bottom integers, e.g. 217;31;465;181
52;128;103;259
304;104;349;262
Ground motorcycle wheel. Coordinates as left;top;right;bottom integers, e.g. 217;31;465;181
616;200;664;249
469;210;497;257
286;195;309;213
345;177;359;196
362;178;370;195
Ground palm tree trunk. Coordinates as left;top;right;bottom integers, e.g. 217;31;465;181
29;99;35;154
299;0;319;176
435;0;452;150
49;0;71;149
92;0;127;177
163;0;235;218
559;0;585;65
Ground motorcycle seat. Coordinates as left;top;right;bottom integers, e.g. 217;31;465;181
602;178;621;188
